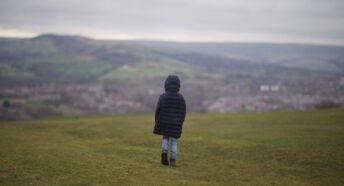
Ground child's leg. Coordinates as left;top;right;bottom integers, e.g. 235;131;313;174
161;135;170;165
161;135;169;153
170;137;178;160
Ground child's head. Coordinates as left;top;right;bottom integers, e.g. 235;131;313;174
164;75;180;93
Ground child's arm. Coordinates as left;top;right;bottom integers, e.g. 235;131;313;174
181;96;186;123
155;95;163;123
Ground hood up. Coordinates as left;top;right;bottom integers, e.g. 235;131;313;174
164;75;180;93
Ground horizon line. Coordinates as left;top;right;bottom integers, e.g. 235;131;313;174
1;32;344;47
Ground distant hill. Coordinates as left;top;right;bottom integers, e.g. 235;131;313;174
0;34;343;119
136;41;344;73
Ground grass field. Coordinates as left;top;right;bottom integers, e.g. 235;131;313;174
1;109;344;185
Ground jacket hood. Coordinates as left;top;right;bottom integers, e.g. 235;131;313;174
164;75;180;93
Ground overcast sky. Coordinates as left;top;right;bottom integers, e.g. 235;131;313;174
0;0;344;45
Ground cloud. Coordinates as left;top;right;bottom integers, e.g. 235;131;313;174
0;0;344;45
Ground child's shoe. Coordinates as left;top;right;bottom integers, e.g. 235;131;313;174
169;158;176;167
161;153;169;165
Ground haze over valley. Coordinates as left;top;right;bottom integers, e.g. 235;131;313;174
1;34;344;119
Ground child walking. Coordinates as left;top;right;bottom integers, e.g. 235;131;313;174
153;75;186;167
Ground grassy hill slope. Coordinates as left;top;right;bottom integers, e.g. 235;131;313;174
138;41;344;73
1;109;344;185
1;34;343;118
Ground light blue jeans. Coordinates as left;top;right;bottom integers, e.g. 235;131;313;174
162;135;178;160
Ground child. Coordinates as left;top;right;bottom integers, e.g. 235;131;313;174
153;75;186;167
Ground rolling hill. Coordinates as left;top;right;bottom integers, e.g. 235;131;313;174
137;41;344;73
0;34;343;119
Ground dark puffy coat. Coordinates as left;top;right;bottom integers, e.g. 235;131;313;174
153;75;186;139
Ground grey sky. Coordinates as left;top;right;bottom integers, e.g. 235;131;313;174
0;0;344;45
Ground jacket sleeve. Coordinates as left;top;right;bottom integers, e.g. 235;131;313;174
181;95;186;123
155;94;163;123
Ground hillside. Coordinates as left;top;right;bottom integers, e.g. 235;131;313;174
1;110;344;185
1;34;344;119
138;41;344;73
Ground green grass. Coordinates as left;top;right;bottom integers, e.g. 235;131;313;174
100;59;193;81
22;56;115;78
100;58;222;82
0;63;36;80
282;58;340;73
1;110;344;185
52;61;114;77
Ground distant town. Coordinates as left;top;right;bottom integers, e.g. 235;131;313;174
1;34;344;120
